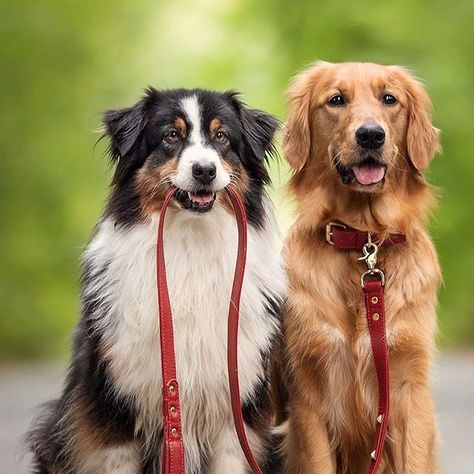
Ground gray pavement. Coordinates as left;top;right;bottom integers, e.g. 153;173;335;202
0;353;473;473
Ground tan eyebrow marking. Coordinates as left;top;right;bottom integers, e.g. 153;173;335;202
174;117;187;135
209;118;222;135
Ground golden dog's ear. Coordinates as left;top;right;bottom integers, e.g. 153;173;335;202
284;62;333;171
283;67;317;171
402;70;440;171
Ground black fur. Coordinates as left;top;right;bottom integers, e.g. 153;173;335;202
103;88;279;228
27;267;138;472
27;88;281;473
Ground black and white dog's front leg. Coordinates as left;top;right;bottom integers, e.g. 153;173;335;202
208;421;264;474
79;443;141;474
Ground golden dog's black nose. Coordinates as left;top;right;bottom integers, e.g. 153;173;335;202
356;124;385;149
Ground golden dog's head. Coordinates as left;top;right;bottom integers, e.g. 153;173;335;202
284;62;440;194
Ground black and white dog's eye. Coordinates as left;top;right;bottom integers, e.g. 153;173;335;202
216;130;228;143
328;95;345;106
382;94;397;105
164;130;179;144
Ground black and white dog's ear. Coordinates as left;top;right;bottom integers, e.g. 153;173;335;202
240;107;279;161
101;88;160;163
226;91;280;162
102;100;147;162
101;89;160;184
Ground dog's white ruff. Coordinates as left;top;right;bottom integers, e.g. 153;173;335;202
83;202;285;472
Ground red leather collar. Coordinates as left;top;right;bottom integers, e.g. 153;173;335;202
325;222;406;249
157;188;262;474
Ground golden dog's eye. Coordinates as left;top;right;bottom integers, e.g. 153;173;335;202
382;94;397;105
328;95;345;106
164;130;179;144
216;130;228;143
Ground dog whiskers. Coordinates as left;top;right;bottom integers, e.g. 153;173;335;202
142;174;176;210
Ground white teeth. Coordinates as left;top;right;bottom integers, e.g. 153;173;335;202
187;191;215;206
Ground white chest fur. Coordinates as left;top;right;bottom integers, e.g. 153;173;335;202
83;204;285;467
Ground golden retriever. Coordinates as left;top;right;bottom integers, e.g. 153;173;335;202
279;62;442;473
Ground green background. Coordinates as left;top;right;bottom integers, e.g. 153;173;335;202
1;0;473;359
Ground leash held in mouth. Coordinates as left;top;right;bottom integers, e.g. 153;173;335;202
225;186;264;474
157;187;263;474
157;188;185;474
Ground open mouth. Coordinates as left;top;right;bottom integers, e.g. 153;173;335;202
337;157;387;187
174;189;217;213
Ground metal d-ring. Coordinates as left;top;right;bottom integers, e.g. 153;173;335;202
360;268;385;288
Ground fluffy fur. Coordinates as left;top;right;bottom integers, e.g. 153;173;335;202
278;62;442;473
27;89;286;473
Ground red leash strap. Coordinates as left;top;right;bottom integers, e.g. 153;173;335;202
157;188;185;474
359;239;390;474
226;187;264;474
325;223;404;473
363;278;390;474
157;188;262;474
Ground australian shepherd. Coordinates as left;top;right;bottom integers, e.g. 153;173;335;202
28;88;286;473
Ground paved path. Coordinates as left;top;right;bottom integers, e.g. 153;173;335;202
1;353;473;473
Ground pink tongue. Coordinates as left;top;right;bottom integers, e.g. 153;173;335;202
352;164;385;185
189;192;214;205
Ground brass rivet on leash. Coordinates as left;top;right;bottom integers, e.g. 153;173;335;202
372;313;380;321
170;406;177;415
371;450;377;460
169;385;176;393
377;414;383;424
171;428;178;436
371;296;378;304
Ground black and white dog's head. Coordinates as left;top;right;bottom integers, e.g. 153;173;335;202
103;88;279;227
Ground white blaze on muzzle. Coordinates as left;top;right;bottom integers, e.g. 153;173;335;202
172;95;230;192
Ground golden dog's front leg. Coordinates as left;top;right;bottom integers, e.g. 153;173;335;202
388;362;439;473
389;387;438;473
283;393;336;474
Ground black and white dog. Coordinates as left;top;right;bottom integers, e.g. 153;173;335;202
28;89;286;473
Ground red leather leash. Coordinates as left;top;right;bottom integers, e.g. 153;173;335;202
226;187;264;474
157;188;185;474
363;280;389;474
157;187;262;474
325;222;406;474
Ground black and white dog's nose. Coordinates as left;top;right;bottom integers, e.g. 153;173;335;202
192;162;217;185
356;124;385;149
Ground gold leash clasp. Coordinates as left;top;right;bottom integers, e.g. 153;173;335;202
359;234;385;287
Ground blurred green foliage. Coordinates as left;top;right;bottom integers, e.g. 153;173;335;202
1;0;473;359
